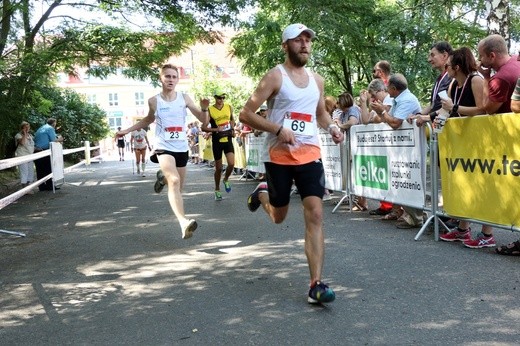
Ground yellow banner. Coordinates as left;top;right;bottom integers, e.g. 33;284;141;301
439;113;520;227
233;138;247;169
199;135;214;162
198;134;245;167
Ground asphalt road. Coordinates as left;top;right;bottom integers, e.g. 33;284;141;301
1;156;519;345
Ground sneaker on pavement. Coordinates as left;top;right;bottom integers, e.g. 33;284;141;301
441;217;459;229
223;180;231;193
308;281;336;304
137;168;141;175
215;191;223;201
369;207;392;216
154;170;165;193
440;227;471;242
181;219;197;239
396;221;422;229
463;232;496;249
247;182;268;212
322;194;332;201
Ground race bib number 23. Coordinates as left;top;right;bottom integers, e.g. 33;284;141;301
164;126;187;141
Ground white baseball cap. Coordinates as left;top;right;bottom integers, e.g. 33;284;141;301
282;23;316;43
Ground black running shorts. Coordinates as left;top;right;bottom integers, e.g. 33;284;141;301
156;150;189;167
264;159;325;207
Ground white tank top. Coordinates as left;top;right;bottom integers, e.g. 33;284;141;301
132;129;147;149
264;64;321;165
154;92;189;152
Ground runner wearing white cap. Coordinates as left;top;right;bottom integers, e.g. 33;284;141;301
239;23;344;304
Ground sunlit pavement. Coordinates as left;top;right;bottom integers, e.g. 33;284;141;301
1;158;520;344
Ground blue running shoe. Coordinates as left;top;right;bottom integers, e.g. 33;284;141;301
223;180;231;193
308;281;335;304
247;182;268;212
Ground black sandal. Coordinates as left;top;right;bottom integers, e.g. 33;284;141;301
495;240;520;256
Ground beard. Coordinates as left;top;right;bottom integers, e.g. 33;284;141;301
287;46;309;67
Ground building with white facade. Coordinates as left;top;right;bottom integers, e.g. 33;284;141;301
58;31;247;132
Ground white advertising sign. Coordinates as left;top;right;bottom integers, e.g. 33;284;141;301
349;122;426;208
245;133;266;174
318;129;345;192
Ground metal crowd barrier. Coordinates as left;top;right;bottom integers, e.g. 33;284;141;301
319;119;519;241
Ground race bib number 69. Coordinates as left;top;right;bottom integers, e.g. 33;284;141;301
283;112;315;136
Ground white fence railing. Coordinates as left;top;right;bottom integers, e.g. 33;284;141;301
0;141;100;237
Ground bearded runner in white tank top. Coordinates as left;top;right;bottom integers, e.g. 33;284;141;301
238;24;344;305
263;64;321;165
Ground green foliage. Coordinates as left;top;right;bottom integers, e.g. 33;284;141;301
2;85;110;159
29;86;110;145
230;15;287;79
189;60;255;117
510;0;520;44
0;0;517;159
43;88;111;150
231;0;488;103
0;0;251;159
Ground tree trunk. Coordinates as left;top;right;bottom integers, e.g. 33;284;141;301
486;0;510;49
340;58;353;95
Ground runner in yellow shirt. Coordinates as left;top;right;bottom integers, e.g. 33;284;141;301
201;88;235;200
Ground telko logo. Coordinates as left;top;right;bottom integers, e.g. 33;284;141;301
354;155;388;190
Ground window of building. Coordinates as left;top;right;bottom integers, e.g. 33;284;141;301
87;94;97;105
107;111;123;131
135;92;145;106
108;117;122;130
109;93;119;106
